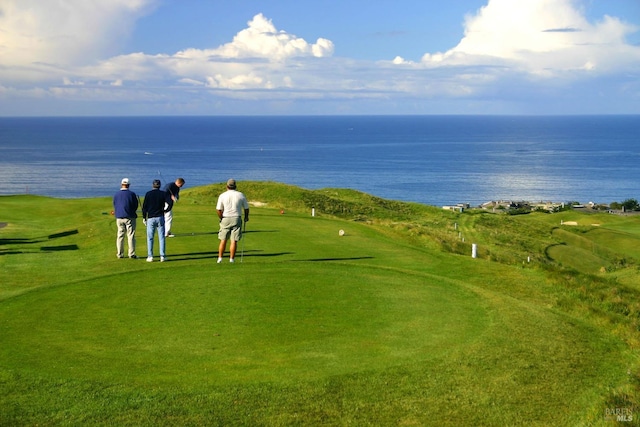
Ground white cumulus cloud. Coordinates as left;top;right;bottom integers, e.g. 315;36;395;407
0;0;637;115
420;0;640;76
177;13;334;61
79;13;335;91
0;0;156;69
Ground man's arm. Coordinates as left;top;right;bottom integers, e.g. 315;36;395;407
162;184;177;204
141;196;148;220
217;209;224;222
244;208;249;222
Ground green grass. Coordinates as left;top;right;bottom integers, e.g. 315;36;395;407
1;184;640;426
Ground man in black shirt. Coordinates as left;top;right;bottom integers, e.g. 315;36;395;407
142;179;166;262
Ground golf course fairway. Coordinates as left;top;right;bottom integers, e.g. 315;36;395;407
1;183;639;425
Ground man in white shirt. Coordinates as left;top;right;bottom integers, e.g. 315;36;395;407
216;179;250;263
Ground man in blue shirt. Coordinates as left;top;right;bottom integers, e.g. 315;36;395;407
113;178;139;259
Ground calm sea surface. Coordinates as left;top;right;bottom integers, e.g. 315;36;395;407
0;115;638;207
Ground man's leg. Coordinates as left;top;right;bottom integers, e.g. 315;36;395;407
146;218;155;259
126;218;136;257
218;218;230;262
218;239;227;260
164;207;173;237
229;240;237;260
229;219;242;261
158;217;166;259
116;218;126;258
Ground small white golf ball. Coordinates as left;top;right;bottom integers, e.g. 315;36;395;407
339;229;345;236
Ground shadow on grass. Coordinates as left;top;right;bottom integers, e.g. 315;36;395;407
1;243;80;254
0;243;25;254
172;230;278;238
0;250;24;255
1;229;80;255
243;251;293;258
41;245;80;252
0;238;33;245
165;250;218;261
292;256;375;262
166;249;293;262
48;230;79;239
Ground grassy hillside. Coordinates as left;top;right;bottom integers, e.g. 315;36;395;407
1;182;639;425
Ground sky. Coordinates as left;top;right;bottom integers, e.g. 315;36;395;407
0;0;639;116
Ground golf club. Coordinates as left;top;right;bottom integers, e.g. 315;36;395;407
241;220;246;263
157;170;175;199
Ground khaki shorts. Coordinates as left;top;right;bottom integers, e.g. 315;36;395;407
218;217;243;241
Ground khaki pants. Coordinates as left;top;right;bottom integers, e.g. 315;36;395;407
116;217;137;258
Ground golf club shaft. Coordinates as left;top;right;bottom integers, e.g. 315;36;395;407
241;220;246;263
158;170;175;199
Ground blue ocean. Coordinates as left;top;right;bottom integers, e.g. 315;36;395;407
0;115;638;207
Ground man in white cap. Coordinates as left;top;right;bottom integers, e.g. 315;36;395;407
216;179;249;263
113;178;139;259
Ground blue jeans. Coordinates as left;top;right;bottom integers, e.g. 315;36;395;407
146;216;166;258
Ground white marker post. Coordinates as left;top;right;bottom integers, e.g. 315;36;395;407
472;243;477;259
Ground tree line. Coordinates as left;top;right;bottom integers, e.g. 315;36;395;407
610;198;639;211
